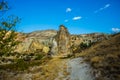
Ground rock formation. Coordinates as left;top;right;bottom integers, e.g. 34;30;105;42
15;25;109;57
15;30;57;54
51;25;71;57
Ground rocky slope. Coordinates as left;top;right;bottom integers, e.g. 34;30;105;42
0;25;116;80
15;26;109;56
76;33;120;80
27;30;57;39
15;30;57;54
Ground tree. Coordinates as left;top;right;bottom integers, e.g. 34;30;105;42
0;0;21;56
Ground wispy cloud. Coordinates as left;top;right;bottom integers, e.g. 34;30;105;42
72;16;82;20
66;8;72;12
64;19;68;22
112;28;120;33
94;4;110;13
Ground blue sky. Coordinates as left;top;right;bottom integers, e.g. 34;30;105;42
4;0;120;34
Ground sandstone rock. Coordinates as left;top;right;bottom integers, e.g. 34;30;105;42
42;46;50;54
15;38;43;53
15;30;57;54
28;38;43;53
15;25;108;56
51;25;72;57
50;38;58;55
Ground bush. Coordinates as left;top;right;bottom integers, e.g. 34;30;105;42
35;54;45;60
15;59;28;71
80;42;93;50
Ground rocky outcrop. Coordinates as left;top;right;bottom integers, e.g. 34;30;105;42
15;30;57;54
15;38;43;53
15;25;109;56
28;39;44;53
51;25;71;57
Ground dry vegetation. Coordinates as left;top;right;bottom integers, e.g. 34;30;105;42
0;57;69;80
75;33;120;80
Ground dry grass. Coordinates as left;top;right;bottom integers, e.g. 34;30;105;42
75;33;120;80
90;56;103;63
0;57;68;80
35;58;67;80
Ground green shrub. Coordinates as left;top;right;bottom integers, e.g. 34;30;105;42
15;59;28;71
35;54;44;60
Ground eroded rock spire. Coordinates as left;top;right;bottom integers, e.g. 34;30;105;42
51;25;71;57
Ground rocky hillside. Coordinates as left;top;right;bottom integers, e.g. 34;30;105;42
26;30;57;39
15;30;57;53
16;27;109;55
71;33;109;53
77;33;120;80
0;25;118;80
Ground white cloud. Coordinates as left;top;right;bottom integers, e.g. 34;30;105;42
105;4;110;8
66;8;72;12
72;16;82;20
94;4;110;13
64;19;68;22
112;28;120;33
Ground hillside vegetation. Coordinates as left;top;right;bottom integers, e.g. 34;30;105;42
76;33;120;80
0;23;119;80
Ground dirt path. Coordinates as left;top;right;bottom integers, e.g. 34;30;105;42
55;58;95;80
66;58;95;80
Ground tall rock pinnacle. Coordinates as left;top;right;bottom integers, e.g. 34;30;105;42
51;25;71;57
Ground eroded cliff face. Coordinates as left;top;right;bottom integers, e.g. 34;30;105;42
15;25;109;56
51;25;71;57
15;38;44;53
15;30;57;54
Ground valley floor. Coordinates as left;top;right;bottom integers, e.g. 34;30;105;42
0;57;95;80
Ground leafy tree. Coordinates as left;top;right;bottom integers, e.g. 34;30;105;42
0;0;21;56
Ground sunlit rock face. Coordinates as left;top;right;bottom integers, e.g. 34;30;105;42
51;25;71;56
15;38;44;53
15;30;57;54
14;25;109;56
